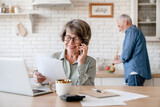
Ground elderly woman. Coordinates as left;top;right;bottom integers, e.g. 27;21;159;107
34;19;96;85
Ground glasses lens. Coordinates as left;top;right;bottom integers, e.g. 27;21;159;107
65;35;81;44
74;38;81;43
65;36;70;42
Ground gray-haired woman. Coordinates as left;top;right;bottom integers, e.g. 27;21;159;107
34;19;96;85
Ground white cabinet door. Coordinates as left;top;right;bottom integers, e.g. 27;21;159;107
144;79;154;86
96;78;155;86
154;78;160;86
131;0;160;41
94;78;101;86
101;78;126;86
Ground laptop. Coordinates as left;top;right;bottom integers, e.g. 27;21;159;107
0;58;52;96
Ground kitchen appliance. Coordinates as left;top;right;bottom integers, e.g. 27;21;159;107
32;0;73;7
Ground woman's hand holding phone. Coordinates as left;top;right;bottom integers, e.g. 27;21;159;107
78;43;88;65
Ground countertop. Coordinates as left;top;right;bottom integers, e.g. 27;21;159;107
28;69;160;78
96;69;160;78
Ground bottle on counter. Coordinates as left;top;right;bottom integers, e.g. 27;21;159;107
14;6;20;13
0;3;5;13
9;4;15;13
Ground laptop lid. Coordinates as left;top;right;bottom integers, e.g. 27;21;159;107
0;58;51;96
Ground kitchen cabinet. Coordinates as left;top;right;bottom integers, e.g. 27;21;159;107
131;0;160;41
154;78;160;86
95;77;156;86
95;78;126;86
101;78;125;86
144;79;154;86
94;78;101;86
0;13;35;33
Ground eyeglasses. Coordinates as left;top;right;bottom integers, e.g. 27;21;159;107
64;35;81;44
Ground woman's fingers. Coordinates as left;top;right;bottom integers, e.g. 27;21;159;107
34;76;46;83
33;72;46;83
79;44;88;52
34;71;43;76
37;76;46;83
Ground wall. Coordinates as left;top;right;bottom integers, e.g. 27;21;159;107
0;0;160;72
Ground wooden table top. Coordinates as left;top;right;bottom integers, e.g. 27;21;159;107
0;86;160;107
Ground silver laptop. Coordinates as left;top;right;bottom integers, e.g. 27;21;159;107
0;58;51;96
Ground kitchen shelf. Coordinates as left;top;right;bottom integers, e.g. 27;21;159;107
138;21;156;24
0;13;31;15
0;13;35;33
131;0;160;41
138;3;156;5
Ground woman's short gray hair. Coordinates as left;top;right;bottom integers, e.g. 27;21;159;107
118;14;132;24
60;19;91;45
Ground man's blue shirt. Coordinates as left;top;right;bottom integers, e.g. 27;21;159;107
120;25;152;82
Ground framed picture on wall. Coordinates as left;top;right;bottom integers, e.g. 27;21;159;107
89;3;114;18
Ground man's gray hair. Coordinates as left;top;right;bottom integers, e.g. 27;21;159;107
118;14;132;24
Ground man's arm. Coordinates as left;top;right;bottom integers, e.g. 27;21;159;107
121;30;137;62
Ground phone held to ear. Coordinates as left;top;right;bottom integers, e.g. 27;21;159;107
79;41;87;55
80;50;83;55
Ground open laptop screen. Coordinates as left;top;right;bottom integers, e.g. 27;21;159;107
0;58;52;96
0;58;34;96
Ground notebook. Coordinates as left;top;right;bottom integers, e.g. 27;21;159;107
80;89;119;98
0;58;51;96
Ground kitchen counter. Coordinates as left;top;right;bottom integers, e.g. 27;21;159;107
29;69;160;78
96;69;160;78
28;69;160;86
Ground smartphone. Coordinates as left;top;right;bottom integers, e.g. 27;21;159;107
79;41;87;55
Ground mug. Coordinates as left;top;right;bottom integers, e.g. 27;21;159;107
49;79;72;96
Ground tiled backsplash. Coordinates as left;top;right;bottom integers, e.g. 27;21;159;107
0;0;159;71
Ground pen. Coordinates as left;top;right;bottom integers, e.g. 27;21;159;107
92;88;104;94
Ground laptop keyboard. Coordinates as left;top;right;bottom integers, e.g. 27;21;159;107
33;89;45;93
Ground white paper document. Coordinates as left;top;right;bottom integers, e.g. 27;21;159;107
80;89;148;106
80;94;126;106
36;53;66;83
104;89;148;101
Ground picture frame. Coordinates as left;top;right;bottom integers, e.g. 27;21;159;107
89;3;114;18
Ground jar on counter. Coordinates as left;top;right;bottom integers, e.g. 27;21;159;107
14;6;20;13
4;5;9;13
0;3;5;13
9;4;15;13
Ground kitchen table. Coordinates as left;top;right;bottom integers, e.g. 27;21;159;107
0;86;160;107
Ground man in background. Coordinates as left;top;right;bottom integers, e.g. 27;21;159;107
113;14;151;86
